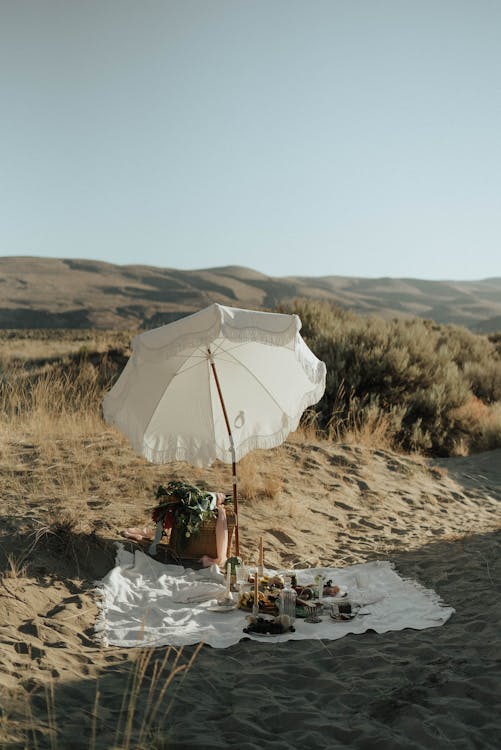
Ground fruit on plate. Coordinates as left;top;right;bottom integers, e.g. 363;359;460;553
268;574;285;588
323;579;340;596
243;615;295;636
238;589;278;613
294;581;340;598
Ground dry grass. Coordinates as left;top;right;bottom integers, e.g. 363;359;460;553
0;336;206;747
1;329;501;748
1;644;203;750
237;450;284;501
329;405;398;451
0;328;131;359
1;552;28;580
290;393;403;455
0;363;283;529
451;396;501;454
108;643;203;750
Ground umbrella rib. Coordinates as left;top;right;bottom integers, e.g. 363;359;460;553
172;344;242;378
220;346;289;417
172;351;210;377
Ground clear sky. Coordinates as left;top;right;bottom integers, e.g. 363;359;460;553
1;0;500;280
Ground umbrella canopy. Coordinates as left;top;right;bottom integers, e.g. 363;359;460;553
103;303;326;555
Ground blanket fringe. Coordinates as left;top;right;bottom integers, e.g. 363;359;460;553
386;559;453;611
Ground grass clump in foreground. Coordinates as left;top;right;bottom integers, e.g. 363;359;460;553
1;643;202;750
0;484;203;749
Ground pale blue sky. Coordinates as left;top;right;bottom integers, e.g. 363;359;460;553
1;0;500;280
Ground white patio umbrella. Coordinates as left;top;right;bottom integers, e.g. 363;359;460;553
102;303;326;556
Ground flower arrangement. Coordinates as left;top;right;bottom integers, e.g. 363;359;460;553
151;480;227;546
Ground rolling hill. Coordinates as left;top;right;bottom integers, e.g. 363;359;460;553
1;256;500;331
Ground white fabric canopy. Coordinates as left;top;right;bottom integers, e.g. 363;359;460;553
102;303;326;466
94;547;455;649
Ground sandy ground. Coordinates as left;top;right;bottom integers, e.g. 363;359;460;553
1;441;500;749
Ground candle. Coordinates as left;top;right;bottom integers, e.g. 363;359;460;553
253;570;259;610
257;536;264;577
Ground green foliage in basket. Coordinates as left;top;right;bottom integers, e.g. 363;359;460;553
153;480;221;545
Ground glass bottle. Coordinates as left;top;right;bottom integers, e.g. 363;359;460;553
278;576;297;623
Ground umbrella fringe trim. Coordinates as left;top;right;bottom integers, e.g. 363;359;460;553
137;381;325;466
294;334;327;384
132;326;301;363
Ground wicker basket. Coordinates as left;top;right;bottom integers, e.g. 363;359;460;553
167;506;236;560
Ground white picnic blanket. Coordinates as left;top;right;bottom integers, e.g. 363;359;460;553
94;545;454;648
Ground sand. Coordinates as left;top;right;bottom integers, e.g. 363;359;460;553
1;441;500;749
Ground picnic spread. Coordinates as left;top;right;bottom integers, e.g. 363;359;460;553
99;306;455;650
94;544;454;649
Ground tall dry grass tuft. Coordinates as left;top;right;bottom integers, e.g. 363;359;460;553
451;396;501;454
1;552;28;580
237;451;283;502
110;643;203;750
4;644;204;750
334;407;399;451
324;381;404;451
290;408;322;443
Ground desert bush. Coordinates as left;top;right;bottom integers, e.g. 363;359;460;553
280;300;501;456
2;320;500;459
437;324;501;402
488;332;501;357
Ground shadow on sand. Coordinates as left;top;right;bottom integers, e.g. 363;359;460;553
1;517;500;750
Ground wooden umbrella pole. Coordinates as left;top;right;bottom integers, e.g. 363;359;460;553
208;349;240;558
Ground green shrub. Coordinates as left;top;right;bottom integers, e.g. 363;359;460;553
280;300;501;456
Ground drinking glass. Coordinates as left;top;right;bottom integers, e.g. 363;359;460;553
355;570;369;590
235;565;248;590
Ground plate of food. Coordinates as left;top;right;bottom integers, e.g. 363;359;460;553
325;585;348;600
243;615;295;637
238;589;279;615
329;600;360;621
294;583;348;601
